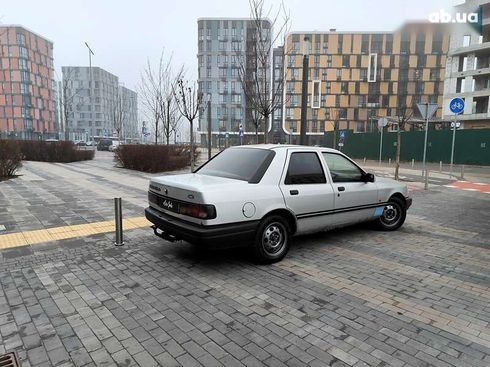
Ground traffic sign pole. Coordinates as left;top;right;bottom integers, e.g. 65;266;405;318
449;114;457;178
448;97;464;179
422;102;429;184
379;126;383;166
377;118;388;167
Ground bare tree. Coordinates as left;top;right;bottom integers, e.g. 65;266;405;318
60;67;78;140
139;50;183;145
393;101;414;180
159;63;184;145
111;87;125;140
237;0;290;144
174;79;204;171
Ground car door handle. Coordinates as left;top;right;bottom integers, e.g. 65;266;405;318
338;186;345;192
290;190;299;195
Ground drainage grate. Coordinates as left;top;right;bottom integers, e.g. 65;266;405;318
0;352;20;367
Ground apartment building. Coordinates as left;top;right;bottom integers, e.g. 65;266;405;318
282;22;450;144
0;25;56;139
197;18;271;146
443;0;490;128
61;66;138;140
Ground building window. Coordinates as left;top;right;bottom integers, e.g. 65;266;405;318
368;53;377;82
341;82;348;94
385;34;393;54
463;35;471;47
456;77;465;93
292;41;300;53
20;70;29;82
311;80;321;109
19;46;28;58
358;95;365;107
360;69;367;81
19;58;28;70
342;55;349;68
339;108;347;119
327;55;332;67
314;55;320;68
415;33;425;54
432;32;443;53
458;56;468;72
291;94;299;106
361;35;369;54
16;33;26;45
20;83;29;95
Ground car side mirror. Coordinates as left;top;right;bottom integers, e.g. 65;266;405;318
363;172;375;183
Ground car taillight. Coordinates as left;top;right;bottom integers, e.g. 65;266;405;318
179;203;216;219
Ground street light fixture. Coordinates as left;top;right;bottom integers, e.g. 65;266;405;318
299;36;310;145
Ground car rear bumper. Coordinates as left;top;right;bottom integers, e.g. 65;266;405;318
145;206;258;249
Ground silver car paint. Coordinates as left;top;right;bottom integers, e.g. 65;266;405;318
148;145;409;235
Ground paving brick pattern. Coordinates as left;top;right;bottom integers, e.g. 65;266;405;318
0;152;489;366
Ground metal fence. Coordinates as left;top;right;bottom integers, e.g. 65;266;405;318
323;128;490;165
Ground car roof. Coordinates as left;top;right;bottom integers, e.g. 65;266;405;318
228;144;341;154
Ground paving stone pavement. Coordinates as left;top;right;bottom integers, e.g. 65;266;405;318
0;151;489;367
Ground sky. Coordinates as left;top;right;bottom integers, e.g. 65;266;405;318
1;0;462;93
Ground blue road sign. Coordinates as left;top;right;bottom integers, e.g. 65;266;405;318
450;98;465;114
339;131;345;139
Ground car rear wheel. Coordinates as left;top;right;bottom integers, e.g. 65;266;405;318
375;197;406;231
253;215;290;264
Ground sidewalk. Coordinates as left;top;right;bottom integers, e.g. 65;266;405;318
355;159;490;184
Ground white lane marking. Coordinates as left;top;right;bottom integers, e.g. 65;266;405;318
463;188;478;191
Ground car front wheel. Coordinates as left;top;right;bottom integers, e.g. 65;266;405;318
375;197;406;231
253;215;290;264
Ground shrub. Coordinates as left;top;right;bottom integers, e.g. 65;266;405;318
18;140;94;162
0;140;23;178
114;144;197;172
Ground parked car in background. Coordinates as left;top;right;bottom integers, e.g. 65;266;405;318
145;145;412;263
97;139;112;151
75;140;87;146
108;140;120;152
86;141;96;146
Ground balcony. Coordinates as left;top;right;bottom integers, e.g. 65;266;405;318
450;41;490;57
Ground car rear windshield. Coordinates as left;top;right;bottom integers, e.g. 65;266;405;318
196;148;275;183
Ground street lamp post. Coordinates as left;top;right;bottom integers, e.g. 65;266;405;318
207;94;212;160
85;42;94;143
300;36;310;146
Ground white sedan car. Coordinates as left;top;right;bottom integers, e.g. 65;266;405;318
145;145;412;263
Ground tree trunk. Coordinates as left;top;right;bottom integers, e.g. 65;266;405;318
190;120;194;172
166;102;170;145
255;125;259;144
332;121;337;149
263;114;268;144
394;129;401;180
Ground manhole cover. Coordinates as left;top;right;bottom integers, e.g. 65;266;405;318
0;352;20;367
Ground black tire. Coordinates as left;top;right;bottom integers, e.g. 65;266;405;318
375;197;407;231
252;215;291;264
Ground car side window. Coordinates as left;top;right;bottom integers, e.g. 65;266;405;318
322;153;363;182
285;152;326;185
